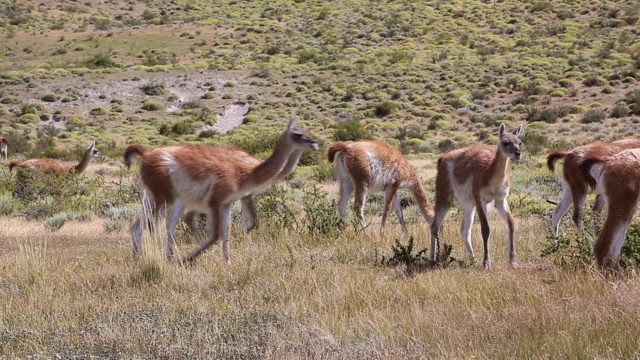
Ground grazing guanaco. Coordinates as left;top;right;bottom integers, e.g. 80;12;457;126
430;124;523;269
547;138;640;235
126;119;318;264
585;148;640;270
327;140;434;234
9;142;101;175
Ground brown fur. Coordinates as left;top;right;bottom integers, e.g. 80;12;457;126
328;140;434;235
128;119;318;264
124;144;149;169
583;148;640;270
548;138;640;235
430;124;523;269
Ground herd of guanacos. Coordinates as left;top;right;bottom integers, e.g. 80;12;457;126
3;121;640;271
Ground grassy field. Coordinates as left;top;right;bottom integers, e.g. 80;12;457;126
1;0;640;358
3;204;640;359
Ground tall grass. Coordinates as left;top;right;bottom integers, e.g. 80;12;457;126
1;208;640;358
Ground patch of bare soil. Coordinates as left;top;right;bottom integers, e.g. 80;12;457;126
5;70;255;134
199;101;250;134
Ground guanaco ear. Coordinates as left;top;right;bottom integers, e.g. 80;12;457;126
513;124;523;137
499;123;506;137
287;118;298;130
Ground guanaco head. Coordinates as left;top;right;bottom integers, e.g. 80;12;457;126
284;119;319;152
498;123;523;161
86;141;102;159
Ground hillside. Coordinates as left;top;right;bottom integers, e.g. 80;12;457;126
1;0;638;158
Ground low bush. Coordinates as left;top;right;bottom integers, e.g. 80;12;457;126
79;54;120;69
611;105;630;118
89;107;108;116
333;119;372;141
18;113;39;124
140;83;167;96
142;101;164;111
379;237;458;274
374;101;398;117
581;108;606;124
41;93;59;102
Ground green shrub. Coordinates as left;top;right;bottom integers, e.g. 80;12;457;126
0;193;15;216
602;86;615;94
438;139;455;153
21;103;44;115
11;174;103;220
525;105;571;123
299;185;343;237
159;120;194;136
243;114;259;124
44;213;71;231
314;160;336;182
142;101;164;111
333;119;372;141
611;105;630;118
198;130;216;139
79;54;120;69
521;130;548;155
201;92;215;99
582;76;606;87
581;108;606;124
41;93;59;102
43;211;93;231
570;105;587;114
297;49;319;64
140;83;167;96
379;237;458;274
89;107;108;116
18;113;39;124
67;115;87;131
227;131;279;155
102;206;136;233
256;185;296;231
374;101;398;117
445;97;470;109
111;104;125;113
625;89;640;115
529;0;554;12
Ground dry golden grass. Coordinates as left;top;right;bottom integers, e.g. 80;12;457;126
1;208;640;358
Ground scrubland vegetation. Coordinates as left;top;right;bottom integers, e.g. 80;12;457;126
1;0;640;358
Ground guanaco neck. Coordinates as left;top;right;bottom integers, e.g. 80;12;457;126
487;149;510;186
249;134;293;185
275;150;303;181
410;183;434;222
72;150;93;174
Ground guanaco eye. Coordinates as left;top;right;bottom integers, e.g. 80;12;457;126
293;133;303;138
502;141;510;147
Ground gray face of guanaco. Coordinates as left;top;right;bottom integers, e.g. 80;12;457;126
290;127;319;151
87;142;102;159
499;124;523;161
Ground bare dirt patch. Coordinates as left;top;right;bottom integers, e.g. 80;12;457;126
4;69;257;135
